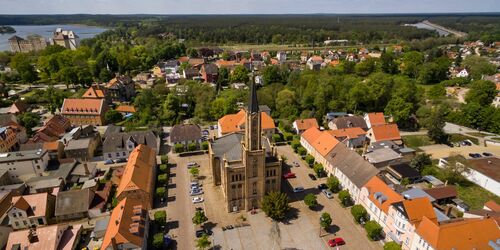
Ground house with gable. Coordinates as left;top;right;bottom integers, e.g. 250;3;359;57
7;192;56;229
82;85;111;104
292;118;319;134
217;109;275;138
364;112;386;129
61;98;109;126
367;123;402;145
103;130;159;161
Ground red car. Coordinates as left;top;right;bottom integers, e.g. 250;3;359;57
328;237;345;247
283;172;296;179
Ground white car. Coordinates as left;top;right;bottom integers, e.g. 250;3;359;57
192;197;204;203
322;189;333;199
293;186;304;193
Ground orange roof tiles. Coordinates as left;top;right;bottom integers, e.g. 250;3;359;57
61;98;105;115
401;197;437;226
178;56;189;63
367;112;386;126
294;118;319;131
311;132;340;157
328;127;366;140
371;124;401;141
6;224;82;250
301;127;323;145
417;217;500;250
82;85;106;99
364;176;403;213
11;193;50;218
496;83;500;91
215;59;237;68
43;141;60;151
309;56;323;62
218;109;275;134
116;105;137;113
116;145;155;198
485;200;500;212
101;198;146;250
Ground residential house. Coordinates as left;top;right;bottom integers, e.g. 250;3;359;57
7;193;56;230
153;59;179;77
0;190;14;221
455;68;469;78
188;58;205;68
101;198;149;250
464;156;500;196
364;112;386;129
307;56;323;70
423;186;458;205
200;64;219;83
6;224;82;250
4;101;29;114
0;149;49;182
386;164;421;184
276;51;287;63
360;176;404;235
215;60;237;71
82;85;111;104
64;137;99;161
412;217;500;250
32;115;71;143
61;98;108;126
103;130;159;161
0;126;20;152
106;76;136;102
327;127;367;148
0;226;12;250
367;124;402;145
170;124;202;146
386;197;437;248
328;115;368;131
115;145;156;209
183;67;201;80
218;109;275;138
54;188;94;222
292;118;319;134
300;127;341;170
115;105;136;117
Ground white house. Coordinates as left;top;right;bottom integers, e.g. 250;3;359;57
276;51;287;63
456;68;469;78
465;157;500;196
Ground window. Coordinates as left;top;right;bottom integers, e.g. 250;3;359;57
116;152;120;157
122;152;126;156
38;218;44;224
12;213;16;218
252;182;257;195
108;153;112;158
14;221;19;227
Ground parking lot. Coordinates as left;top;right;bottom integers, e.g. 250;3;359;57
420;144;500;159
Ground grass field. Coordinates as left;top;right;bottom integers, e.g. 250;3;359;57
449;134;479;145
402;135;434;150
215;43;394;52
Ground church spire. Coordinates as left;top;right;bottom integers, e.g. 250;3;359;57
248;76;259;113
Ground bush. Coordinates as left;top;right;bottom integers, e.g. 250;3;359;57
174;143;185;153
303;193;318;208
188;143;198;151
262;191;290;220
201;141;209;150
365;220;383;240
152;233;164;249
272;134;282;143
320;212;332;229
160;155;168;164
326;176;340;193
305;154;315;165
338;190;352;207
351;205;368;224
297;146;307;156
192;210;208;225
291;140;301;151
157;174;168;185
154;210;167;226
384;241;402;250
313;163;325;177
156;187;166;198
159;164;168;173
189;167;200;177
283;132;294;141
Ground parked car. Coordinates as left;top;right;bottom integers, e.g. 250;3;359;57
283;172;296;179
190;182;200;189
483;152;493;157
114;158;127;163
328;237;345;247
461;140;472;146
322;189;334;199
317;183;328;190
293;186;304;193
468;153;482;158
308;173;317;181
187;162;199;168
192;197;204;203
195;228;212;238
104;159;114;165
190;189;204;196
202;130;209;136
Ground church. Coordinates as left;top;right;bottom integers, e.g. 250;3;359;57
209;82;282;212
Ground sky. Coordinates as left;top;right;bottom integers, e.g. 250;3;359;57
1;0;500;14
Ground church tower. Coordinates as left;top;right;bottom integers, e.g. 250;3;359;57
243;81;266;210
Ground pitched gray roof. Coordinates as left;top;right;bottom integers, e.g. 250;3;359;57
331;115;367;130
103;130;158;153
170;124;201;144
211;133;243;161
55;188;93;216
326;143;379;188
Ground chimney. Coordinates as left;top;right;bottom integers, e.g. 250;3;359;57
28;228;39;243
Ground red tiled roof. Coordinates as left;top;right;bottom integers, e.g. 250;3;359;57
301;127;323;145
311;132;340;157
116;145;155;198
218;109;275;134
327;127;366;140
116;105;136;113
370;124;400;141
367;112;386;126
364;176;403;213
61;99;105;115
294;118;319;131
485;200;500;212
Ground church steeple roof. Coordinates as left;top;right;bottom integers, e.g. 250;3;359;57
248;80;259;113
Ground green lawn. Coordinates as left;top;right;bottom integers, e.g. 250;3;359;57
449;134;479;145
466;132;491;138
402;135;434;149
456;184;500;210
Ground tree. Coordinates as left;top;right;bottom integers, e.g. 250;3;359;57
297;147;307;156
313;163;324;177
262;65;283;84
18;112;41;137
105;109;123;124
154;210;167;226
326;176;340;193
155;187;166;198
276;89;299;120
305;155;315;166
384;241;402;250
304;194;318;208
152;233;164;249
195;234;211;250
355;58;377;76
400;178;410;187
441;154;470;184
10;53;38;83
425;106;449;144
272;134;282;142
351;205;368;224
384;97;413;127
159;164;168;173
401;51;424;78
320;212;332;230
465;80;497;106
261;191;290;220
291;140;301;151
189;167;200;178
192;210;208;225
157;174;168;185
365;221;383;240
338;190;352;207
230;65;249;83
462;55;497;79
410;153;432;172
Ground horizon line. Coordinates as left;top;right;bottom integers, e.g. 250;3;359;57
1;12;500;16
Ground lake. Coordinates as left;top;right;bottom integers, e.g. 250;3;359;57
405;22;450;36
0;24;108;51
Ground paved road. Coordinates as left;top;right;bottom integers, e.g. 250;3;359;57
276;145;382;250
